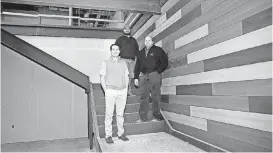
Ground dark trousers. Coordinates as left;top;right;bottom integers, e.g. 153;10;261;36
139;71;163;121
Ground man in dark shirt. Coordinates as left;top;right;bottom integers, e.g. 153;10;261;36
134;35;168;122
115;25;139;96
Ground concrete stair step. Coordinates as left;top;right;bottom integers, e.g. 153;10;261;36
93;88;142;99
98;121;165;138
130;88;142;96
93;90;105;99
95;95;141;106
97;111;154;126
92;81;137;90
95;103;152;115
92;83;103;90
95;95;153;106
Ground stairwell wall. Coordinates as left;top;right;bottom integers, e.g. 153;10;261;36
1;44;88;143
133;0;272;152
16;35;116;83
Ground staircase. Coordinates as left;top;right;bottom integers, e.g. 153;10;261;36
90;82;211;152
91;82;166;152
92;83;165;139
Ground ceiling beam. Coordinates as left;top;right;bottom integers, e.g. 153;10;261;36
2;0;161;14
1;24;123;39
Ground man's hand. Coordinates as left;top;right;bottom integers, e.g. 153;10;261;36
134;79;139;86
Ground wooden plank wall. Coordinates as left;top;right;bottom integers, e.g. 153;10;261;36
133;0;272;152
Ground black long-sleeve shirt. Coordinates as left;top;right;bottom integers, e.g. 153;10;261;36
115;35;139;60
134;45;168;79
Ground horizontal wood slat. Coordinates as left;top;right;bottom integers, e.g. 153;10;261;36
212;79;272;96
162;0;250;50
131;14;152;36
162;40;174;53
248;96;272;114
190;106;272;132
242;7;272;34
209;0;272;33
168;95;249;111
150;7;182;38
168;55;187;69
208;120;272;150
188;25;272;63
170;120;271;152
169;21;243;60
162;61;204;79
166;0;191;19
160;102;190;116
174;24;209;49
176;83;212;96
204;43;272;71
162;61;272;86
154;4;202;43
161;86;176;95
133;15;160;39
201;0;225;14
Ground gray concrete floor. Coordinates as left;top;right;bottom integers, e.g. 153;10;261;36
1;132;206;152
1;137;94;152
99;132;206;152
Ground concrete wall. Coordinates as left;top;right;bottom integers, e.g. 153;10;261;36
133;0;272;152
1;45;88;144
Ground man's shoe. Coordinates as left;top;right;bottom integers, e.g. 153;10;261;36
135;119;148;123
105;136;114;144
151;118;160;122
135;119;142;123
118;134;129;141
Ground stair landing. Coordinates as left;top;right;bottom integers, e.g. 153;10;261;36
98;132;206;152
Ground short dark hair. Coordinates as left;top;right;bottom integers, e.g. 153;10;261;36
110;44;120;50
145;35;153;41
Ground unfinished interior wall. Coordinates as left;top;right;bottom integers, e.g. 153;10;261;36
1;45;88;144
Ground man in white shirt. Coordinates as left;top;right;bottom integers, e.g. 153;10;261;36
99;44;130;144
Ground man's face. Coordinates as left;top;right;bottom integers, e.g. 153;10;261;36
123;26;131;35
144;36;154;48
111;45;120;57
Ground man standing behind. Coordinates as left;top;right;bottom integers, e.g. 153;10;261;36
134;36;168;122
100;44;130;144
115;25;139;96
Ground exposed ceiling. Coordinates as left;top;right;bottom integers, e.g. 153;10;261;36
1;2;118;28
1;0;168;29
